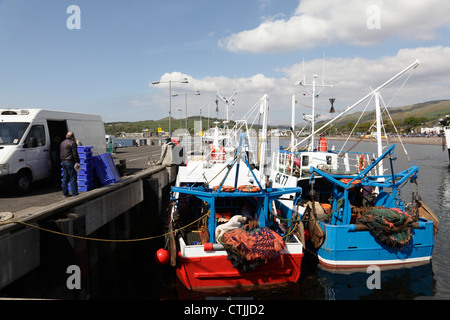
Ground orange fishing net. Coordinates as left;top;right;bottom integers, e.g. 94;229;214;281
219;226;286;272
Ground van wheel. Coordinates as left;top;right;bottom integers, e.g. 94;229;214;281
15;171;32;194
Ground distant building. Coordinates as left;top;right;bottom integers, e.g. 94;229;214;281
421;125;443;135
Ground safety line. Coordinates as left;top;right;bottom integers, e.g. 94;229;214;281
0;212;209;243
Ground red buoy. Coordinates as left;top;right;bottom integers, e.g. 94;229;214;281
155;248;170;265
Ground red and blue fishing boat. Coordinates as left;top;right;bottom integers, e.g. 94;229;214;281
166;134;304;290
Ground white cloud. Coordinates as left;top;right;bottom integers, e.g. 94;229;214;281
149;46;450;125
285;46;450;118
219;0;450;53
257;0;271;10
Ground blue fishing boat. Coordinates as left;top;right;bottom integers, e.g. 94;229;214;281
270;60;438;271
309;144;436;270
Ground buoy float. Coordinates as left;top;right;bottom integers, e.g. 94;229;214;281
212;185;236;192
357;154;367;171
155;248;170;265
320;203;332;214
340;178;361;185
237;185;261;192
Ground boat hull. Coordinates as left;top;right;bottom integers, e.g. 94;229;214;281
176;238;303;290
316;218;434;271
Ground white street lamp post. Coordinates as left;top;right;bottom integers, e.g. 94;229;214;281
172;91;200;131
151;78;188;137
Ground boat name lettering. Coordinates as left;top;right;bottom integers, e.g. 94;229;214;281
275;172;288;186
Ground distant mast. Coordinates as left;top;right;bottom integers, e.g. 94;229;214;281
295;56;332;151
216;83;237;130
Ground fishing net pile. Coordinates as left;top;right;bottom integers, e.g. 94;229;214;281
219;226;285;273
356;207;413;249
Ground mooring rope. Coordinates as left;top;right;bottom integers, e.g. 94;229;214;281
0;212;210;243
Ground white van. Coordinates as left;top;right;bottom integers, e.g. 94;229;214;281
0;109;106;194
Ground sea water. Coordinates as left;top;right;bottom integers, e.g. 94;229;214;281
171;140;450;300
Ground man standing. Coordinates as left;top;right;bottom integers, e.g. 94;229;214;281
60;131;80;197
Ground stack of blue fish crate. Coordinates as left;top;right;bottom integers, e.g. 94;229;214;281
75;146;95;192
63;147;121;192
93;152;121;186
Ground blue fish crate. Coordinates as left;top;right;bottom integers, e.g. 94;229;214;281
78;166;94;175
93;153;121;185
79;152;92;159
77;172;95;181
77;180;95;188
77;146;93;154
78;185;94;192
79;157;93;165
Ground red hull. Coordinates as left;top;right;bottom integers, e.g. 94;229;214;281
176;252;303;290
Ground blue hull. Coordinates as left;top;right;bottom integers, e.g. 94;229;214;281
317;218;435;270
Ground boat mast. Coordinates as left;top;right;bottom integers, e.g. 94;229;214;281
291;95;296;149
259;94;269;186
374;92;385;179
295;59;332;151
216;85;237;130
311;75;317;151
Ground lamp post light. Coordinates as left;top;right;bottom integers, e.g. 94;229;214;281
151;78;189;137
172;91;200;131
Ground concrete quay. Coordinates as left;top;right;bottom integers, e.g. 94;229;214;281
0;145;177;298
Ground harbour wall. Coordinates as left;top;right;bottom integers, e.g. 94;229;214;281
0;164;177;299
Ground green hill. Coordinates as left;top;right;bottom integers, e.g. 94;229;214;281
104;116;236;135
104;100;450;135
319;99;450;129
381;100;450;124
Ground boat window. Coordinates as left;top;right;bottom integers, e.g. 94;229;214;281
302;155;309;166
0;122;29;145
326;156;332;165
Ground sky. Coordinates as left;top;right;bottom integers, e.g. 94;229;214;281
1;0;450;126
